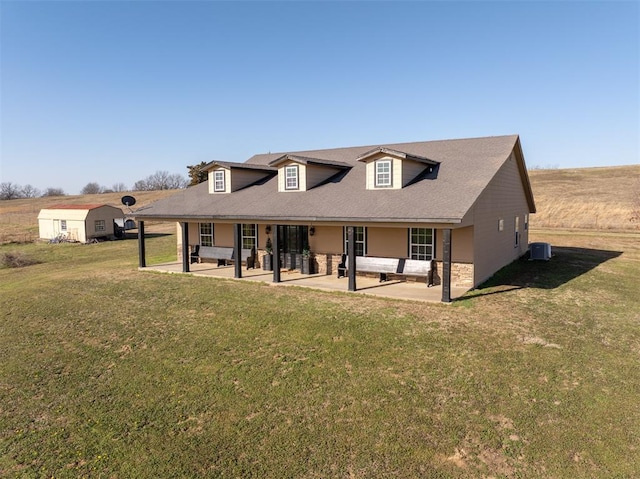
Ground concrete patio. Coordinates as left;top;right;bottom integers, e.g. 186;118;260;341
140;261;470;303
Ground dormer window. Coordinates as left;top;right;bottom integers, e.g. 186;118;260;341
375;160;392;188
285;165;299;190
214;170;226;192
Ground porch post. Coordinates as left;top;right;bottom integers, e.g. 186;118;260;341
347;226;356;291
181;222;190;273
441;228;452;303
138;220;146;268
233;223;242;279
272;224;281;283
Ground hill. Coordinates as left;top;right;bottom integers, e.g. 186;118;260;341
0;190;178;244
1;164;639;244
528;164;640;231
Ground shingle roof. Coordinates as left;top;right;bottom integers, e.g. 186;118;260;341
204;161;275;172
134;134;535;224
46;204;110;210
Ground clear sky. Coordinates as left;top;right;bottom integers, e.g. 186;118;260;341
1;0;638;195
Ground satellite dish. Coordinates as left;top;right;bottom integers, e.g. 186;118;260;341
121;195;136;207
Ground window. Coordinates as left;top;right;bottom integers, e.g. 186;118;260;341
95;220;105;232
344;226;366;256
498;218;504;232
285;165;299;190
524;214;529;230
515;216;520;247
410;228;434;260
375;160;392;187
60;220;67;231
242;224;257;250
199;223;214;247
214;170;225;192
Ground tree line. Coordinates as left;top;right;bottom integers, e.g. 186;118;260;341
0;162;209;200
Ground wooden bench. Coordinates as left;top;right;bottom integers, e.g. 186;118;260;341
338;255;434;285
403;259;435;286
191;246;255;269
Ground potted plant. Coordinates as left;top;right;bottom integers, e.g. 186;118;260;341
262;237;273;271
300;243;313;274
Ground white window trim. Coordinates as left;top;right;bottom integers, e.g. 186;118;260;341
344;226;366;256
214;170;226;192
409;228;434;261
199;222;214;247
285;165;299;190
375;159;392;188
242;224;257;250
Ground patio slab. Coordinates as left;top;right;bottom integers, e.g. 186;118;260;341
141;261;470;303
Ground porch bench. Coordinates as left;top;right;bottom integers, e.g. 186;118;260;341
337;255;402;282
402;259;435;287
338;256;434;286
192;246;255;269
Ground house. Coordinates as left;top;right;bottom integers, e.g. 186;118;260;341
38;204;125;243
133;135;535;302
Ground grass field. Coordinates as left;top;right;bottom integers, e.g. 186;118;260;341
1;168;639;477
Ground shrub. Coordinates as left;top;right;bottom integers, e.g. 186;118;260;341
1;252;41;268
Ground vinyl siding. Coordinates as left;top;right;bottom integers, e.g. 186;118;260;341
278;162;307;192
401;160;427;187
367;227;407;257
471;152;531;285
305;164;342;189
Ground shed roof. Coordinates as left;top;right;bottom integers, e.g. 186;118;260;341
133;135;535;224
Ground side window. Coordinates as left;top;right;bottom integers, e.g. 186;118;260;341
214;170;225;192
515;216;520;247
199;223;214;247
285;165;299;190
95;220;105;232
410;228;434;260
344;226;366;256
60;220;67;231
375;160;392;187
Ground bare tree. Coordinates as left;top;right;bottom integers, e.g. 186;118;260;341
134;171;187;191
42;187;66;197
81;182;103;195
21;185;41;198
0;182;23;200
112;182;128;192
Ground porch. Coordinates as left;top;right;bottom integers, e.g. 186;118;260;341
140;261;470;303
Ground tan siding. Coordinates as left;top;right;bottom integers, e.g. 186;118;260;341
391;157;402;189
305;164;341;189
401;159;427;187
364;155;403;190
367;227;407;257
309;225;343;254
451;226;474;263
471;152;531;285
230;169;267;192
215;223;234;247
278;162;306;192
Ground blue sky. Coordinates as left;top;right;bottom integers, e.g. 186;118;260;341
1;1;638;195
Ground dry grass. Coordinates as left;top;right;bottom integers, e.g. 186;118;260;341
0;190;178;244
528;165;640;231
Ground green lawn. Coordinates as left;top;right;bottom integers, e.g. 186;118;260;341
1;231;639;478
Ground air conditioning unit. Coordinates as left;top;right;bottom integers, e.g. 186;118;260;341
529;242;551;261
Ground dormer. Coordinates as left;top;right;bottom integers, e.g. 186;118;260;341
205;161;276;194
269;155;351;192
356;147;439;190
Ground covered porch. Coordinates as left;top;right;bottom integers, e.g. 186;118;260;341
136;221;470;302
139;259;470;303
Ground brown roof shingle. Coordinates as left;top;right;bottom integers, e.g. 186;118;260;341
134;134;534;224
